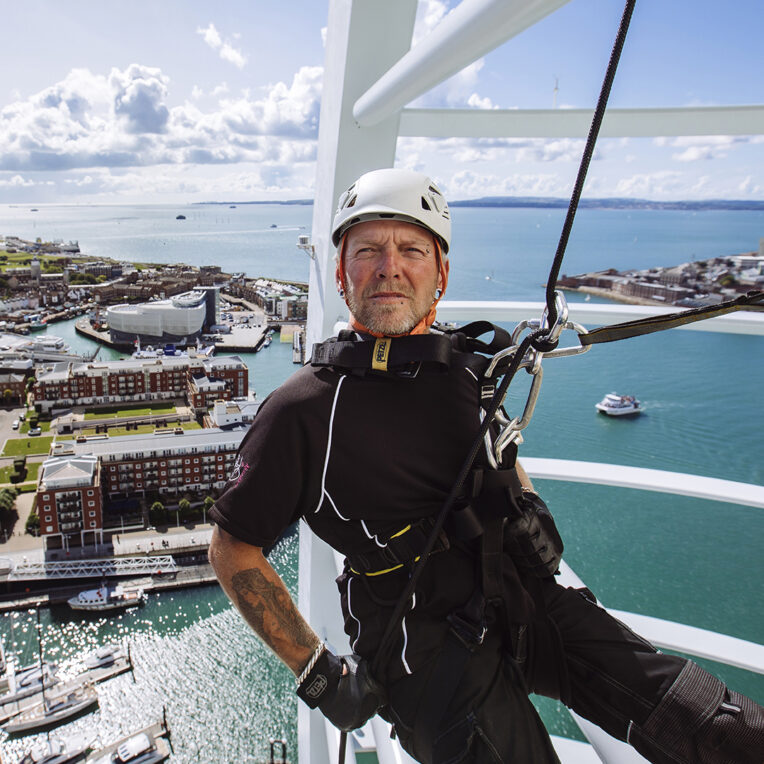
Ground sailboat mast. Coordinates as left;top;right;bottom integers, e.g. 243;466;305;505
34;608;47;708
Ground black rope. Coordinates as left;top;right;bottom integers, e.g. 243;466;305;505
370;331;540;678
537;0;637;351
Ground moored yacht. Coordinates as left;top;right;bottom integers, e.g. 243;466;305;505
68;584;145;613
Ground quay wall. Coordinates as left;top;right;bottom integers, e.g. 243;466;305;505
0;564;218;612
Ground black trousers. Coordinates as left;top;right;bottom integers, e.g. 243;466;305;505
382;579;764;764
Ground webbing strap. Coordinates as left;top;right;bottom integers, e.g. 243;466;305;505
311;333;454;371
579;290;763;346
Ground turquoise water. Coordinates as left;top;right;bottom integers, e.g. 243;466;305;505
0;204;762;760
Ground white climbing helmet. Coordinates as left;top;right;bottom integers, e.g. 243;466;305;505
332;168;451;254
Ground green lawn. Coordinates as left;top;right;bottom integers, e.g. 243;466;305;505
20;420;51;434
0;462;40;484
84;403;177;420
2;436;53;456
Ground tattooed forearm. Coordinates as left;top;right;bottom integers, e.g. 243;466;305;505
232;567;319;657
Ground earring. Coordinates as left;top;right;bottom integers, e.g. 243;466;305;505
339;289;345;298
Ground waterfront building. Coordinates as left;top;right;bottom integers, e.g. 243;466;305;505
33;354;248;413
47;427;246;504
209;398;260;428
105;287;221;347
223;278;308;320
37;454;102;550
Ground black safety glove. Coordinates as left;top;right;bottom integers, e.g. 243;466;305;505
504;491;564;578
296;648;386;732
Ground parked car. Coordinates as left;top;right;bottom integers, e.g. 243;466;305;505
29;427;42;436
19;412;25;421
11;420;19;430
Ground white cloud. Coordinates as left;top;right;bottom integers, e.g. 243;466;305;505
445;169;567;199
653;135;749;163
0;64;322;173
110;64;170;134
0;174;35;188
196;23;247;69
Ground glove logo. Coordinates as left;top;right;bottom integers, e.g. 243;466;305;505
305;673;328;700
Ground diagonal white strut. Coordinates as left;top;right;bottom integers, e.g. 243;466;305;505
353;0;572;127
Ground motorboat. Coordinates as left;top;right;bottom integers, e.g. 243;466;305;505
18;733;93;764
68;584;145;612
83;644;127;670
2;684;98;734
0;663;59;707
595;393;642;417
87;731;170;764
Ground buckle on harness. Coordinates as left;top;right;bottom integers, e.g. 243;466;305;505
447;611;486;649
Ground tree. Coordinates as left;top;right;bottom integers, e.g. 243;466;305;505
178;498;192;522
25;510;39;536
3;389;11;403
149;501;166;526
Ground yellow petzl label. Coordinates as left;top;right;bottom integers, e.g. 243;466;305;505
372;338;390;371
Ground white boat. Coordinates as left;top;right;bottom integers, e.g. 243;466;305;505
87;732;170;764
68;584;145;612
595;393;641;416
83;644;126;670
0;663;59;706
18;733;93;764
3;684;98;734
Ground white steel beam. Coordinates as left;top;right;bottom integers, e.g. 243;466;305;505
400;104;764;138
557;562;764;674
522;457;764;509
305;0;419;350
352;0;572;127
436;300;764;336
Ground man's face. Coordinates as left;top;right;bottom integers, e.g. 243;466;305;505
338;220;446;336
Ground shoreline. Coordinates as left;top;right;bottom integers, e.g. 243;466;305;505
558;285;675;307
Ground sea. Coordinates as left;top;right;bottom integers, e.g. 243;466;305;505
0;202;762;762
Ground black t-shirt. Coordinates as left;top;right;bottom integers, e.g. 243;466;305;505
211;343;502;678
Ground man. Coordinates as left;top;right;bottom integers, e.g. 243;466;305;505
210;168;763;763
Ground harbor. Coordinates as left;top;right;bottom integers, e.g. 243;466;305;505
0;202;761;763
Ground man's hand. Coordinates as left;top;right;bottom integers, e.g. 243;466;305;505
297;649;386;732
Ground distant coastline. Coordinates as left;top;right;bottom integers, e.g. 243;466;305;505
196;196;764;211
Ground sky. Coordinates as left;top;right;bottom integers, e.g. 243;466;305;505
0;0;762;204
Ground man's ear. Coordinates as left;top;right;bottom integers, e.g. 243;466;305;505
438;259;450;292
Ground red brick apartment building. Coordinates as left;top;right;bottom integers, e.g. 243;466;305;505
41;428;247;541
33;355;248;413
37;454;102;550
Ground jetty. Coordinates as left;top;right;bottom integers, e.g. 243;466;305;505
0;649;132;724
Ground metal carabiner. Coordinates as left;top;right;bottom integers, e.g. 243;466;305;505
538;291;569;348
538;320;592;359
492;364;543;465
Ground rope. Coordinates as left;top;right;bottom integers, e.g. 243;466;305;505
537;0;637;351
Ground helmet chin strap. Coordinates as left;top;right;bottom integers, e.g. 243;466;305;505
338;235;449;338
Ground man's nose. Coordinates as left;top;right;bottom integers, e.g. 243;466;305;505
375;245;401;278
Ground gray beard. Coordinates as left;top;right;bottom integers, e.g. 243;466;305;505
345;284;436;336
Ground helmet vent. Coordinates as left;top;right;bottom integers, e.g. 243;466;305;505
378;213;395;218
420;197;431;211
345;194;357;209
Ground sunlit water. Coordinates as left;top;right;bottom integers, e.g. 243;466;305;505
0;203;762;761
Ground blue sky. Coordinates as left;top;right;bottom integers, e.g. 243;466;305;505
0;0;761;203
